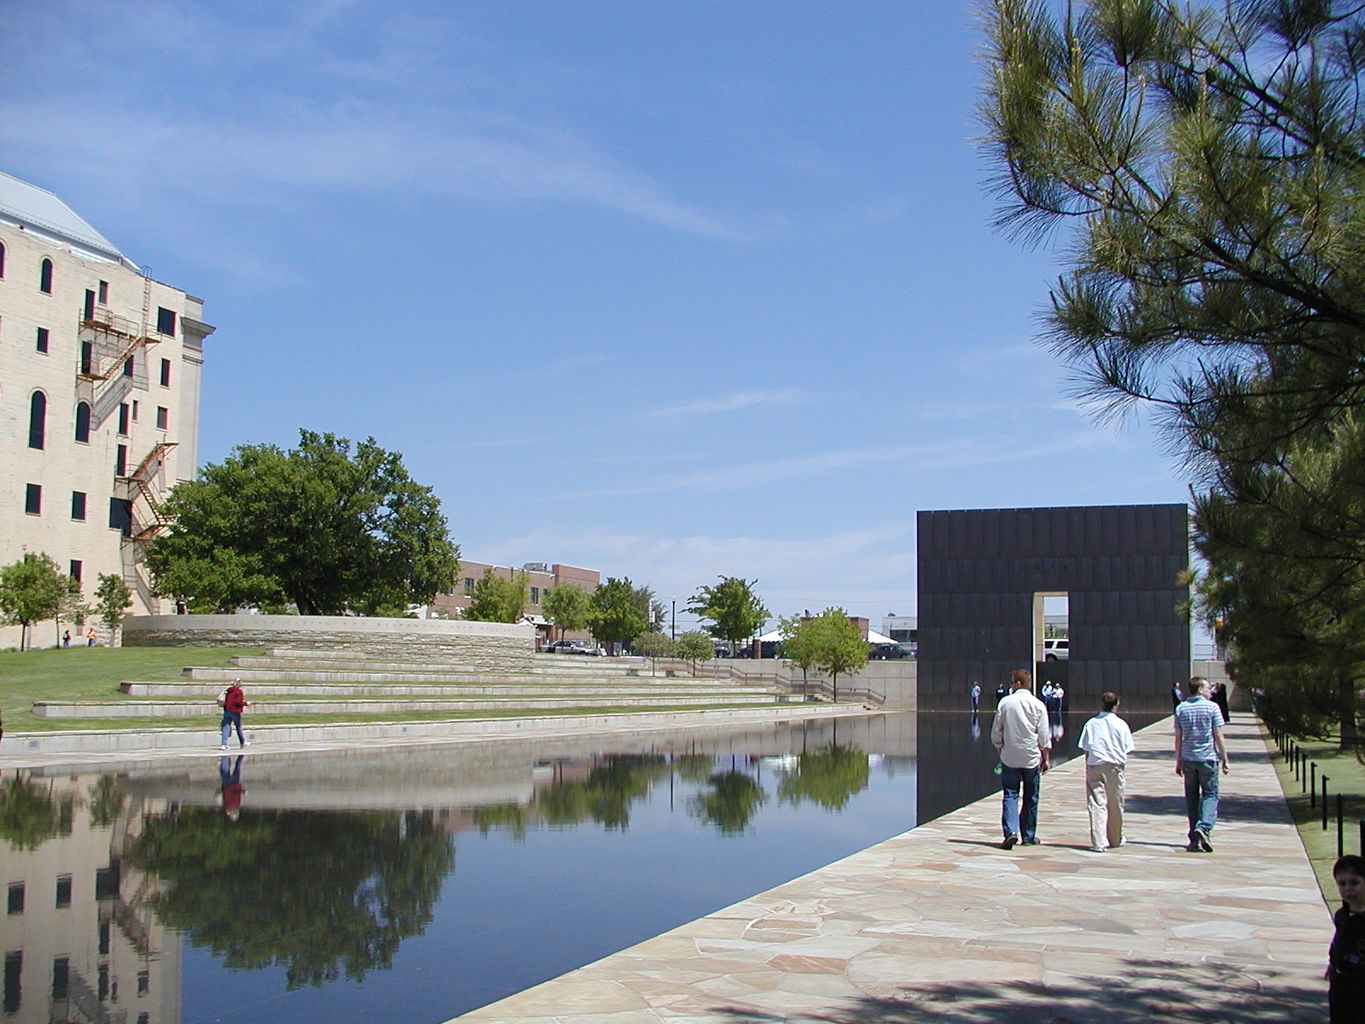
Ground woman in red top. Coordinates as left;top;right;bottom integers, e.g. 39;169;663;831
219;680;249;749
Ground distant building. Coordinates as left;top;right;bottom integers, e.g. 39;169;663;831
882;614;917;646
428;561;599;643
1;171;215;648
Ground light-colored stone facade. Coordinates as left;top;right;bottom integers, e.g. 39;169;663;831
1;172;213;649
123;613;535;667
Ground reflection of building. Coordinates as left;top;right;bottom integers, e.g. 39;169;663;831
0;171;215;649
0;773;179;1024
428;561;599;641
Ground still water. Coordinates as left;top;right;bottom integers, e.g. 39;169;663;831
1;708;1159;1024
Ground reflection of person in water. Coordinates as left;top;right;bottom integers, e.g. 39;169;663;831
217;755;246;821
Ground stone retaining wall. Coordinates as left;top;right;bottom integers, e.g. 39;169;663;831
123;614;534;668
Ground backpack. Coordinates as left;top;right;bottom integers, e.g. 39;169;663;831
216;687;229;708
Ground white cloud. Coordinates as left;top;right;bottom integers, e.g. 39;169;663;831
648;388;802;419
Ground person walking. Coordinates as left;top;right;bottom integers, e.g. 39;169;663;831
1078;691;1134;852
991;668;1051;849
1211;680;1231;724
1171;681;1183;710
969;681;981;713
1174;676;1229;851
218;679;250;750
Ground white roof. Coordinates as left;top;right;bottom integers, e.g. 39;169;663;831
0;170;135;268
754;627;897;645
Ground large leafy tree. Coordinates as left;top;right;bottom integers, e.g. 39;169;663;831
794;608;868;700
0;553;69;651
463;569;527;623
146;430;459;615
589;577;648;653
542;582;592;639
687;576;769;655
981;0;1365;741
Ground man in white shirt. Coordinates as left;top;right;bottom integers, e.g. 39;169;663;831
990;668;1051;849
1078;691;1135;852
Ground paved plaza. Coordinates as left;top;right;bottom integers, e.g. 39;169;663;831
451;717;1332;1024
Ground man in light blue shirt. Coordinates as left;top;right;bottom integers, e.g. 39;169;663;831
1173;676;1230;852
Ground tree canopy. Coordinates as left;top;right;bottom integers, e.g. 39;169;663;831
589;577;648;652
788;609;867;699
687;576;769;653
542;582;592;639
0;553;69;650
462;569;527;623
980;0;1365;742
146;430;459;616
94;573;132;641
674;631;714;674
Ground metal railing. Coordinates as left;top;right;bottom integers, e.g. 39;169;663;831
1267;723;1363;857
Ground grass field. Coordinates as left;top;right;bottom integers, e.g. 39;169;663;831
1262;722;1365;905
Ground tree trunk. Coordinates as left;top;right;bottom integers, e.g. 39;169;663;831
1339;671;1359;752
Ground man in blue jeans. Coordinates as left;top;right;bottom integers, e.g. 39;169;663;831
1174;676;1230;851
991;668;1051;849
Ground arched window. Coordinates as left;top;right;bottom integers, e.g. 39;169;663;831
74;402;92;443
39;258;53;293
28;391;47;449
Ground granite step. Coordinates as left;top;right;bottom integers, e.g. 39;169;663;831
122;681;766;699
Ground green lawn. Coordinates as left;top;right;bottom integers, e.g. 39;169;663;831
0;645;779;734
1263;723;1365;906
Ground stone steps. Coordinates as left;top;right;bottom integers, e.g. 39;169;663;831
33;692;791;719
238;651;651;676
184;664;691;685
122;681;760;699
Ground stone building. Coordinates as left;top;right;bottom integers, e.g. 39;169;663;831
1;171;214;648
429;561;599;643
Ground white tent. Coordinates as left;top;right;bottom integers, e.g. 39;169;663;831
753;626;896;645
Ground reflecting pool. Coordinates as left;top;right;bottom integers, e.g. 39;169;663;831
0;708;1161;1024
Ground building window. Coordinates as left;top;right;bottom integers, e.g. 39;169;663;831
0;241;5;277
156;306;177;336
156;406;169;430
36;326;49;353
25;484;41;516
94;865;119;900
72;491;87;521
80;340;94;375
137;1014;149;1024
51;957;68;1000
123;356;134;378
115;444;128;477
160;358;171;387
84;289;95;321
69;560;82;583
118;403;130;436
109;497;132;535
54;875;72;909
132;400;139;420
98;279;108;304
75;402;92;443
136;970;149;996
98;921;111;955
39;257;53;293
28;391;46;448
530;587;540;604
3;951;20;1014
6;883;22;915
463;577;475;595
98;963;109;1001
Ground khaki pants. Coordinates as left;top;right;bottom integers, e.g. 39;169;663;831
1085;761;1126;850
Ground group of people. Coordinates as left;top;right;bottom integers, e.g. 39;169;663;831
990;672;1364;1020
989;671;1227;854
59;628;99;647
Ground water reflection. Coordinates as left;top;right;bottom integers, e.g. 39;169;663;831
0;715;928;1024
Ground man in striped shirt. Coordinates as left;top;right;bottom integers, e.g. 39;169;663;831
1174;676;1230;852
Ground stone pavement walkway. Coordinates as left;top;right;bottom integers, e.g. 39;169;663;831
451;717;1332;1023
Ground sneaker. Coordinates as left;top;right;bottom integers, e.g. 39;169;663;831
1002;834;1019;850
1186;841;1202;852
1088;846;1107;853
241;741;251;748
1194;828;1213;852
1022;837;1040;845
219;744;228;750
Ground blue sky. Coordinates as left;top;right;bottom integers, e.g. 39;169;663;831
1;1;1191;632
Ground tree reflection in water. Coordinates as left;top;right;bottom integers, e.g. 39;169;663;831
689;771;766;834
777;744;870;811
0;776;76;850
130;808;453;989
536;754;671;830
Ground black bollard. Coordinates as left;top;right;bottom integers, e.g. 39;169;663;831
1322;777;1330;830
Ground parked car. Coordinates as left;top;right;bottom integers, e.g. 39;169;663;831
868;643;915;660
543;640;588;655
1043;638;1069;661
